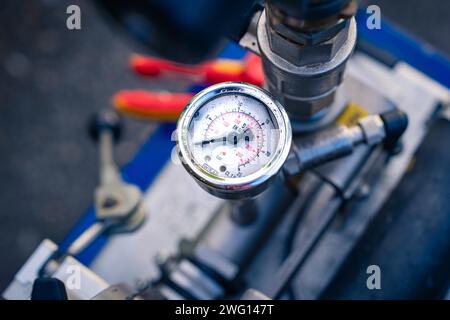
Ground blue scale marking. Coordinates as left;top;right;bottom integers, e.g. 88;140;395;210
60;10;450;266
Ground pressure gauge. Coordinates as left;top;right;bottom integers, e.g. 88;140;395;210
177;82;292;199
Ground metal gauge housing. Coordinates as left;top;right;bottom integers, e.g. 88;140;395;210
177;82;292;199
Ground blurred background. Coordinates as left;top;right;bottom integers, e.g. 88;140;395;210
0;0;449;291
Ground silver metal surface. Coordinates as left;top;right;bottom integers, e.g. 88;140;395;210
3;239;58;300
357;115;385;145
195;176;294;268
238;10;262;55
169;269;212;300
266;17;350;67
292;126;358;174
8;51;447;301
34;121;148;277
193;243;240;281
53;255;109;300
178;259;225;298
92;54;445;300
246;53;449;299
241;289;271;300
155;176;295;299
177;82;292;200
90;162;219;286
95;129;144;229
3;239;109;300
67;222;106;256
257;10;357;122
284;114;387;177
91;283;139;300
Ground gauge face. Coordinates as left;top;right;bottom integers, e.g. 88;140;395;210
177;82;292;199
187;94;278;179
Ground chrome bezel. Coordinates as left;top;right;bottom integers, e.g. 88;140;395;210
176;82;292;199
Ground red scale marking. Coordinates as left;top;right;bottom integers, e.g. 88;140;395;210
204;111;265;166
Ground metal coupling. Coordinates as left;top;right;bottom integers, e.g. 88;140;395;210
283;110;408;176
257;6;357;122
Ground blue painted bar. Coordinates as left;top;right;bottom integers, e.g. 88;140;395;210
59;123;176;264
356;10;450;88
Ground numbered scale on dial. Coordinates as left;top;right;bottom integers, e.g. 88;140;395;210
177;82;292;199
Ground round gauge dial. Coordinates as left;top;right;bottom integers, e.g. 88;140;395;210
177;82;292;199
188;94;277;178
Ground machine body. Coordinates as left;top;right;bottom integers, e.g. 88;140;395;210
4;0;450;301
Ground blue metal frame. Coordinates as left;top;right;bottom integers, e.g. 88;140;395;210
356;10;450;88
60;10;450;266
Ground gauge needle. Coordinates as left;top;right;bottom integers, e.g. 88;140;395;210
194;136;227;147
194;131;254;147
